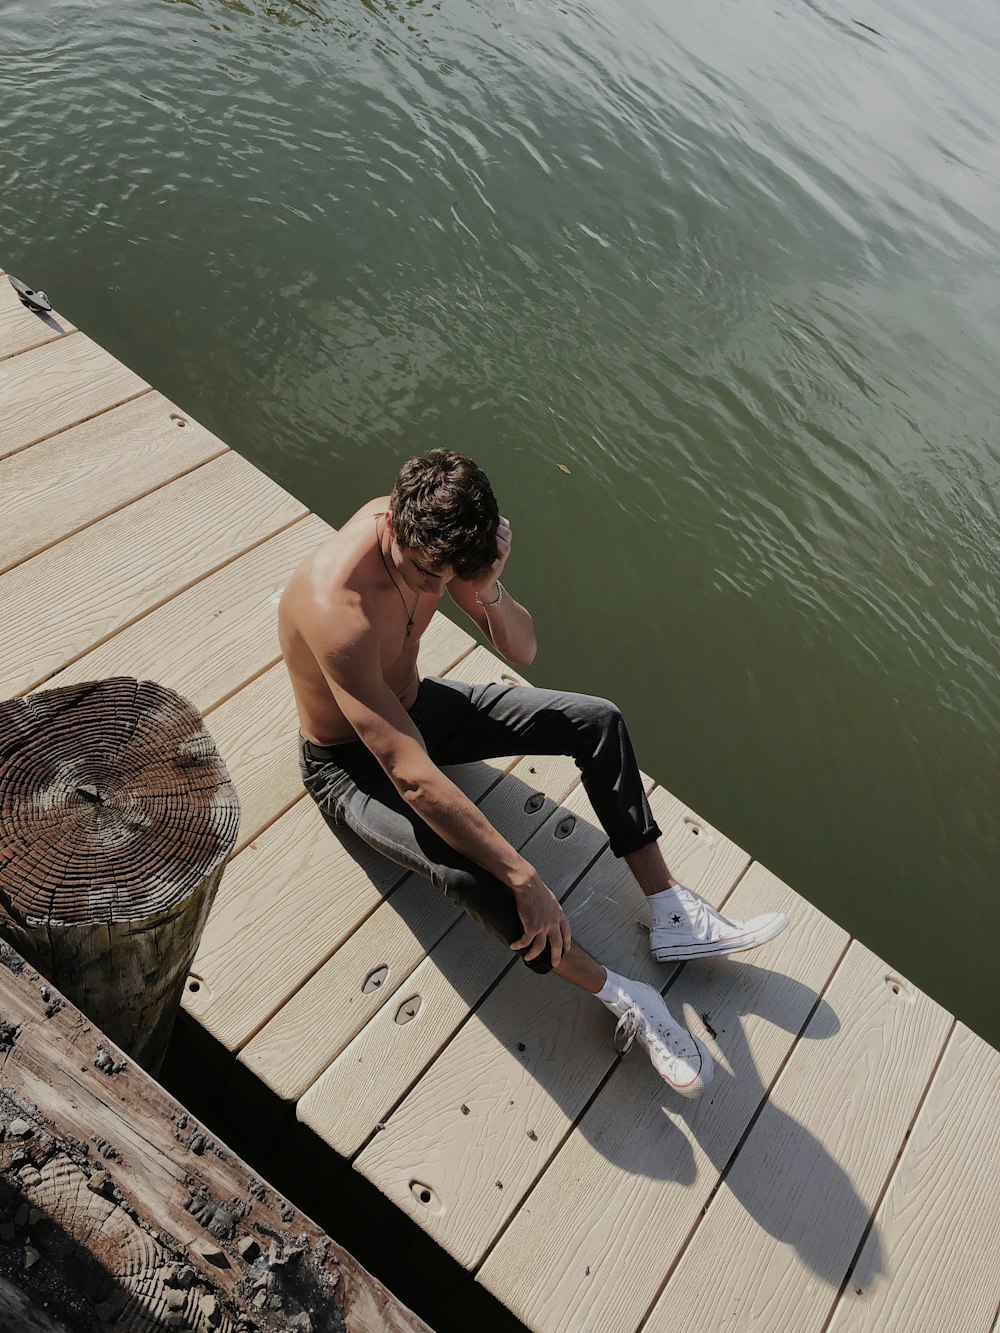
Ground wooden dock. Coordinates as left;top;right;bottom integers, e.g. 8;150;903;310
3;271;999;1333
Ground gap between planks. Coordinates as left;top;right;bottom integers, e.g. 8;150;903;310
636;944;952;1333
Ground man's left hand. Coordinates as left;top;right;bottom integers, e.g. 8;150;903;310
467;515;512;598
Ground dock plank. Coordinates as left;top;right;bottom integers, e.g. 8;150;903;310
301;916;517;1159
192;660;302;855
418;609;478;673
643;942;952;1333
0;392;226;576
2;451;305;697
827;1022;1000;1333
0;331;147;461
50;514;330;711
476;865;847;1333
353;787;753;1270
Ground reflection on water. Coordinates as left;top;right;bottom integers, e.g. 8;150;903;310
1;0;997;1044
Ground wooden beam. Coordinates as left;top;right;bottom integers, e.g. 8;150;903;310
0;940;430;1333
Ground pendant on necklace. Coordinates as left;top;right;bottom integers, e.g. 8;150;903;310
406;619;413;637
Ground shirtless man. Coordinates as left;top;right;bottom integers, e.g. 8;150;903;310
279;449;789;1097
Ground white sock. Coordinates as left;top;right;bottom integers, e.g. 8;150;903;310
595;968;647;1019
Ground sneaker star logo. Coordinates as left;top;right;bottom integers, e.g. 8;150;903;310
671;913;683;925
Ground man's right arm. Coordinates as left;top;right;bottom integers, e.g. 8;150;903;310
311;619;571;965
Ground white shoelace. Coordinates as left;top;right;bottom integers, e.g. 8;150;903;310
613;1007;641;1053
613;1003;696;1081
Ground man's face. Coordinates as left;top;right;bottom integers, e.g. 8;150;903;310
398;546;454;599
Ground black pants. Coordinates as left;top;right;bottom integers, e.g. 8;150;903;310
298;676;660;974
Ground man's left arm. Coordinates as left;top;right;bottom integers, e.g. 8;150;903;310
448;516;537;666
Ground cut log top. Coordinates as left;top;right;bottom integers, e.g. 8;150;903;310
0;677;240;925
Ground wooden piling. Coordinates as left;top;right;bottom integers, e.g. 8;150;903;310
0;677;239;1074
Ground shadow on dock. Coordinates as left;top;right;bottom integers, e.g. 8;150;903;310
162;1016;526;1333
162;761;882;1330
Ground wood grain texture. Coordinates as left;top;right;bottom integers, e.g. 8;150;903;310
0;277;77;359
415;610;477;676
0;677;239;1072
0;332;147;461
643;941;952;1333
185;794;423;1052
0;392;226;576
50;514;329;711
828;1022;1000;1333
0;941;430;1333
301;915;522;1159
353;784;751;1269
476;864;848;1333
0;451;306;697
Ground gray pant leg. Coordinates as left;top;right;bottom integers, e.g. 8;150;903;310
298;742;553;974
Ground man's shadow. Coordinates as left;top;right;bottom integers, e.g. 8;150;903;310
280;758;882;1296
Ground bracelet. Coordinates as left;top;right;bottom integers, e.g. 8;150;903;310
475;580;503;608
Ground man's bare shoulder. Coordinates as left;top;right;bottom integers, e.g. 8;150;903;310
280;496;388;651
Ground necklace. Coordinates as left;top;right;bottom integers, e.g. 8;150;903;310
376;517;419;638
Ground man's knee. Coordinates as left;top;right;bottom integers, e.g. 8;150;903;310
442;868;555;975
512;941;554;975
570;695;625;748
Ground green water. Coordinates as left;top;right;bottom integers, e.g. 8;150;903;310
2;0;997;1061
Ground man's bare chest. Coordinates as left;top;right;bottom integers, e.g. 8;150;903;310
374;596;436;683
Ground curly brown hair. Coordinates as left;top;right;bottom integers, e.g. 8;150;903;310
389;450;499;580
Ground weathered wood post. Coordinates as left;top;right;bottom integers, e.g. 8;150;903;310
0;677;239;1075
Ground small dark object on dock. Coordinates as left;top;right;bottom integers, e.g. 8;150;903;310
8;275;53;314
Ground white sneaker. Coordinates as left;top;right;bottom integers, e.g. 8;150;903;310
649;885;789;962
610;981;713;1099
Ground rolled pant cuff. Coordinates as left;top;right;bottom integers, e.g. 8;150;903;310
609;825;662;858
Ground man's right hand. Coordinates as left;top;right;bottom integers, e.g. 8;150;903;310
510;871;572;968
